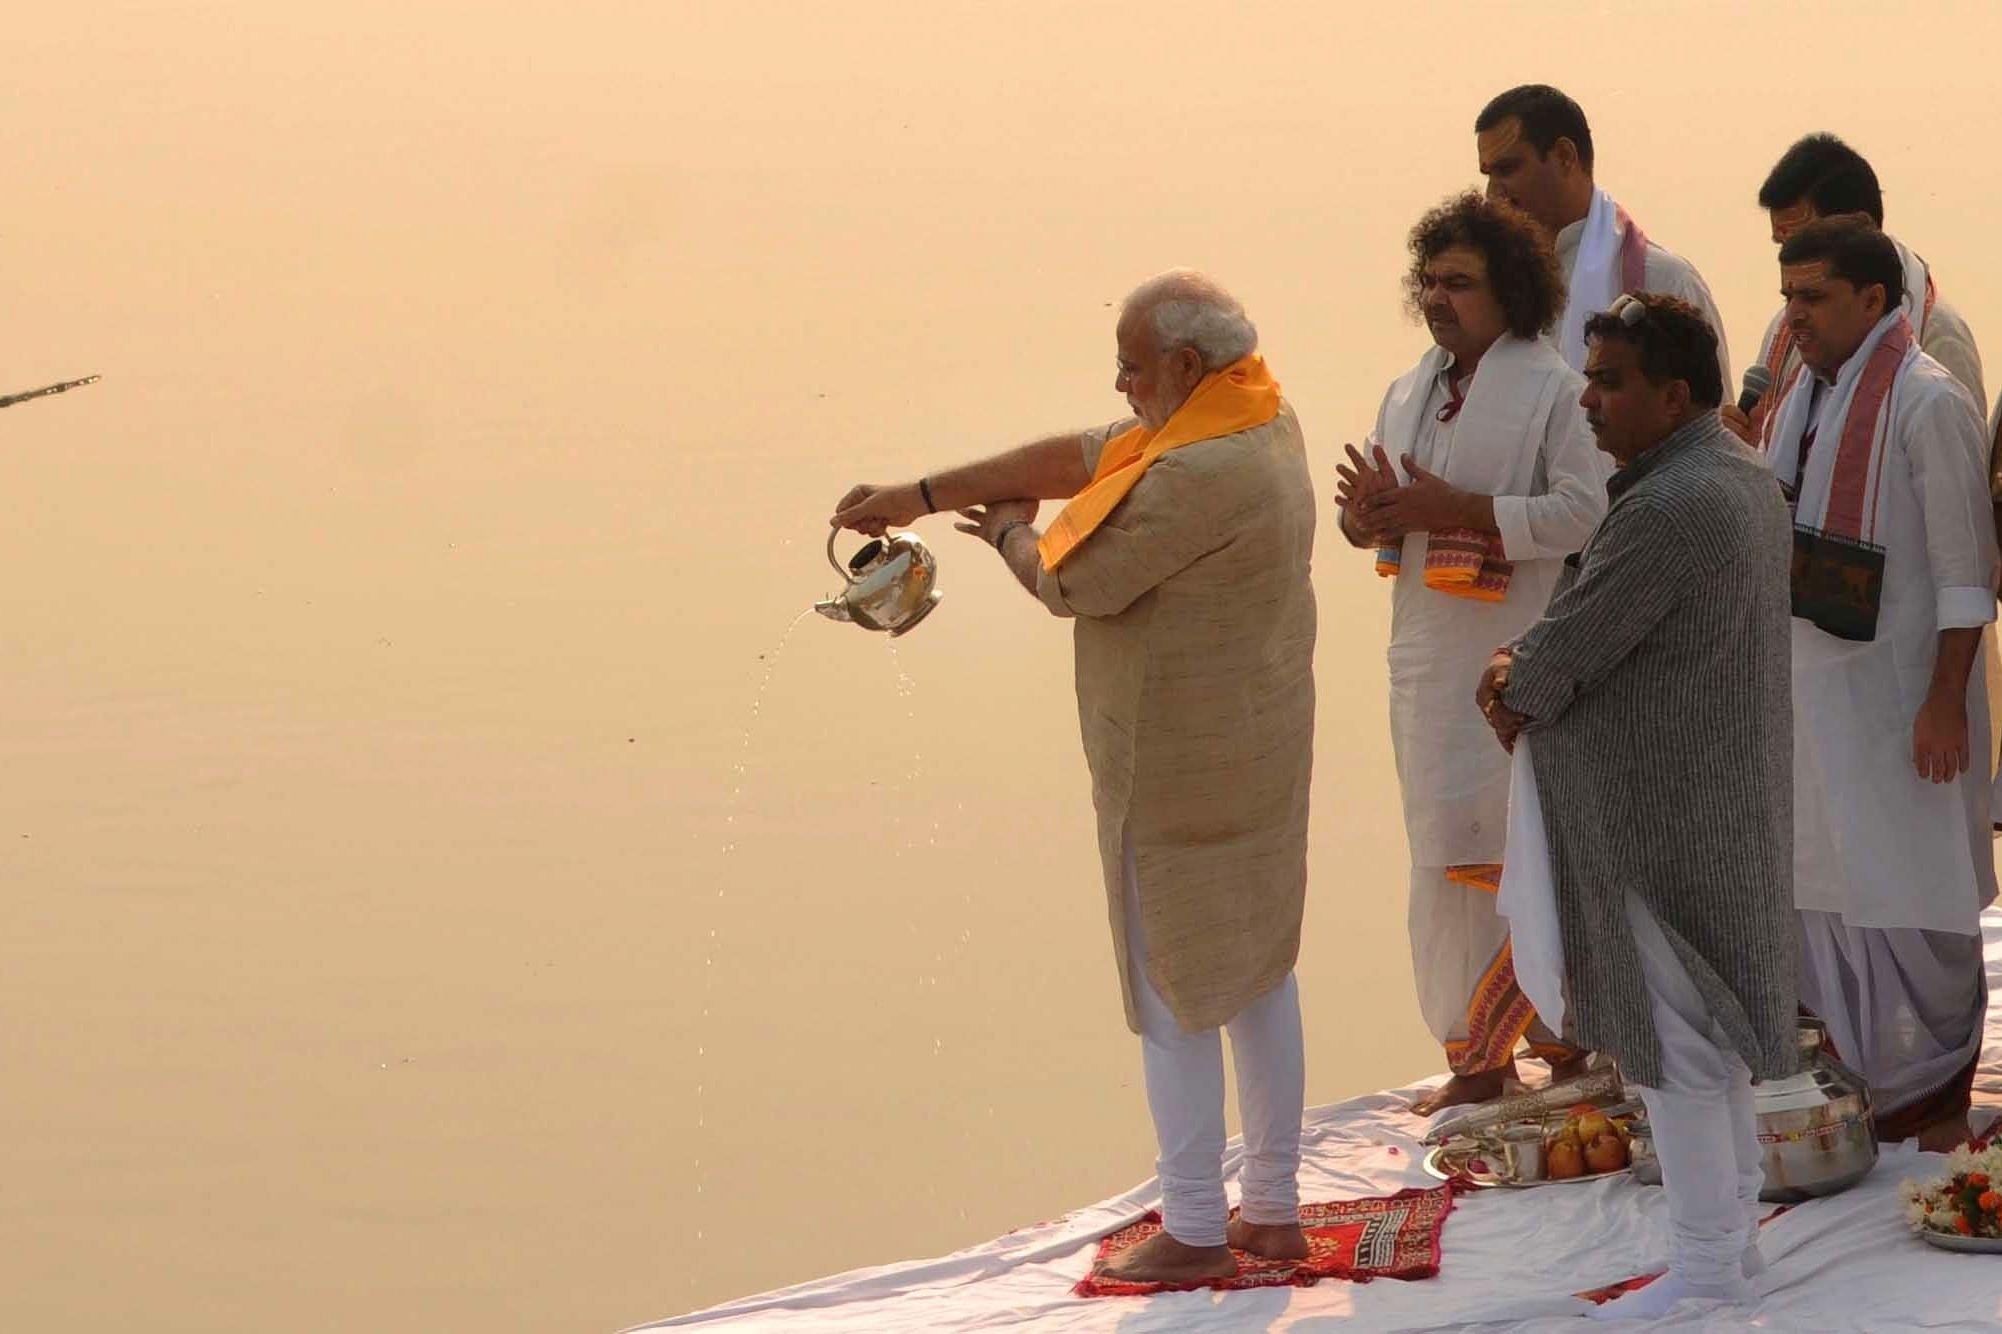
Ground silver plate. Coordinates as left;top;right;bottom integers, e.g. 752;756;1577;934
1421;1143;1630;1190
1919;1229;2002;1253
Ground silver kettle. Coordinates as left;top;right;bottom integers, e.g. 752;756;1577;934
813;528;942;636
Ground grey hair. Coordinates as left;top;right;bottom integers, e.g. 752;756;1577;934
1122;269;1259;371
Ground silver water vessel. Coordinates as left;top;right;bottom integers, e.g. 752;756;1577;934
813;528;942;637
1749;1017;1877;1201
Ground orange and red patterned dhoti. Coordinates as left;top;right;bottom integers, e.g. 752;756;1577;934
1410;863;1578;1076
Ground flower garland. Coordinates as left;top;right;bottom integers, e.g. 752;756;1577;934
1902;1142;2002;1238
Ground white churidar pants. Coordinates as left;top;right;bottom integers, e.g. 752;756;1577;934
1624;891;1765;1288
1121;828;1304;1247
1796;909;1986;1119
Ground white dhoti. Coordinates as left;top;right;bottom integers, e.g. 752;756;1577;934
1408;866;1567;1073
1121;829;1304;1246
1797;910;1987;1131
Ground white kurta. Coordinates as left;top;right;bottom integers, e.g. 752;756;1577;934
1378;341;1608;866
1985;390;2002;492
1755;236;1986;412
1554;214;1731;388
1778;344;2001;934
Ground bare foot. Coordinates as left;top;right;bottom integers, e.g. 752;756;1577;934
1227;1215;1309;1261
1917;1113;1974;1154
1543;1050;1592;1085
1100;1230;1238;1284
1411;1064;1513;1117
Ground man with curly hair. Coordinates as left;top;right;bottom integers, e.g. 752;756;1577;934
1337;193;1608;1114
1475;84;1729;387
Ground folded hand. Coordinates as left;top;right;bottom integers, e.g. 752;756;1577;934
1365;455;1475;534
1476;653;1525;754
1335;442;1403;544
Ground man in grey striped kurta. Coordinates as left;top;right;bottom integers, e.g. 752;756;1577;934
1478;295;1799;1320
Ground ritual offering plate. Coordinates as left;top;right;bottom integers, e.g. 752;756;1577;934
1421;1100;1645;1189
1422;1142;1626;1189
1918;1231;2002;1254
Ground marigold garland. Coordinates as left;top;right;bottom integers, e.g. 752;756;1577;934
1902;1145;2002;1240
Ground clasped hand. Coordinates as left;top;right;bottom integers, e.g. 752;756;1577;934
1475;651;1526;754
1335;444;1474;541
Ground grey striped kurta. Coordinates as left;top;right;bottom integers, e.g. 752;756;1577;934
1501;413;1800;1087
1037;404;1317;1035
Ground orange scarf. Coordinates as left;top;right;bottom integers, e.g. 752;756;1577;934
1037;355;1281;571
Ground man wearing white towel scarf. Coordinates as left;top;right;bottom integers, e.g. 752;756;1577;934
1480;293;1798;1320
1475;84;1729;388
1757;219;1999;1149
1337;193;1607;1115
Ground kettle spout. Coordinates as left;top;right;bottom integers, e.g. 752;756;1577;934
812;596;853;624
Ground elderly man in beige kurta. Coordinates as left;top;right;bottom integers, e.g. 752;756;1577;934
831;270;1316;1286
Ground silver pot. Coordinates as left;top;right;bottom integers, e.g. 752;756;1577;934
813;529;942;636
1752;1017;1878;1202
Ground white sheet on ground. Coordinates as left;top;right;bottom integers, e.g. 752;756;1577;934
633;913;2002;1333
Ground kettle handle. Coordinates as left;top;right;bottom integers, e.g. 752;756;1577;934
825;527;870;582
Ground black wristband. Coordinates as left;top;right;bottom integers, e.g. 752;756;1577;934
993;520;1032;553
918;476;937;513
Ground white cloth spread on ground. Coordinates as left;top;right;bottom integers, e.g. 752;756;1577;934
1498;737;1566;1032
639;911;2002;1334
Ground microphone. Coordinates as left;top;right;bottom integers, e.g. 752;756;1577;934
1737;364;1773;416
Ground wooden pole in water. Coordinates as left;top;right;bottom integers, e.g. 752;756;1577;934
0;375;100;409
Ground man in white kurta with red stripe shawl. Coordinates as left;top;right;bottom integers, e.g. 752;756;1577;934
1759;219;1999;1149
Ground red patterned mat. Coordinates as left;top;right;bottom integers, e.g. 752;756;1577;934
1073;1185;1454;1299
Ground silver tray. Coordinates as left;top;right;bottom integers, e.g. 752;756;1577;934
1919;1229;2002;1253
1421;1142;1631;1190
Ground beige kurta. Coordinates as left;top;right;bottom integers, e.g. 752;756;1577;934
1038;403;1317;1034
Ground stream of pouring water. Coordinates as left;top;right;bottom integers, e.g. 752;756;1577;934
886;639;982;1225
695;612;985;1269
694;607;814;1272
